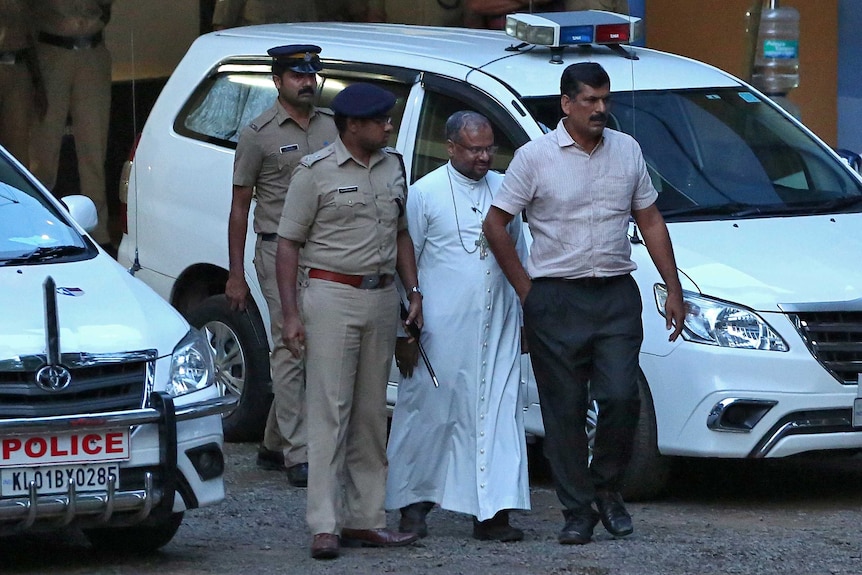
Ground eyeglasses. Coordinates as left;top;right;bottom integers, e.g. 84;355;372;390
369;116;392;126
450;140;498;156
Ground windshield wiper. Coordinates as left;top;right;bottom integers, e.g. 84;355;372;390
1;245;88;265
661;203;764;218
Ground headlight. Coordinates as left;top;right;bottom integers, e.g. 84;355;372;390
654;285;788;351
167;328;215;396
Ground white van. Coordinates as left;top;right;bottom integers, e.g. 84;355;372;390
0;145;236;549
118;12;862;498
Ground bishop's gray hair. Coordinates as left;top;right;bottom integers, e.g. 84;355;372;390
445;111;491;142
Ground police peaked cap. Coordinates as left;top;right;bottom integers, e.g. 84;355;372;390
268;44;322;73
330;83;396;118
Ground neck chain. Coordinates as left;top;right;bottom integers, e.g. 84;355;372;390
447;165;492;259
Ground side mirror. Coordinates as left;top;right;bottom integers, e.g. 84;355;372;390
61;195;98;232
835;148;861;174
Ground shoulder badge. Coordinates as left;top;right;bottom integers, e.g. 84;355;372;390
249;106;278;132
300;146;334;168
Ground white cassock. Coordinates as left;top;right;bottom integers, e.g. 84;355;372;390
386;162;530;521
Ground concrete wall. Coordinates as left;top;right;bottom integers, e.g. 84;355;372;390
645;0;838;146
105;1;200;81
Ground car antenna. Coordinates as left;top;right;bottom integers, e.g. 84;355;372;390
127;29;142;275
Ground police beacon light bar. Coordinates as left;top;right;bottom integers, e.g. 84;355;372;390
505;10;643;49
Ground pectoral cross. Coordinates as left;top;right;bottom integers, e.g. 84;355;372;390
475;232;488;260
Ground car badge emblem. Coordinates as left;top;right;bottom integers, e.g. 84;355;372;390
35;365;72;392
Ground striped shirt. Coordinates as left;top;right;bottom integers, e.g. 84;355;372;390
493;120;657;280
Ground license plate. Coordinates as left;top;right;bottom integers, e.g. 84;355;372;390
0;463;120;496
853;397;862;429
0;430;129;468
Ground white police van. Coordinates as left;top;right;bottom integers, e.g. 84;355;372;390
118;12;862;498
0;145;235;549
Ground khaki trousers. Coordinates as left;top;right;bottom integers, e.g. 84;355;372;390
254;237;307;467
302;279;398;535
29;42;111;244
0;62;33;165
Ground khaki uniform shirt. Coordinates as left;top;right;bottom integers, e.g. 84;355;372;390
493;120;657;279
278;137;407;276
0;0;31;51
213;0;318;28
368;0;463;26
564;0;629;13
233;102;337;235
32;0;113;37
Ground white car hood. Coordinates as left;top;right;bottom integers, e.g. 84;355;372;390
668;214;862;311
1;256;189;360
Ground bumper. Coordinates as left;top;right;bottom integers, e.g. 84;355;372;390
0;392;237;533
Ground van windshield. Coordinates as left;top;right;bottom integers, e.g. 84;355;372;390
522;88;862;221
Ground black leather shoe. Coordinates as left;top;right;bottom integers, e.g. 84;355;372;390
286;462;308;487
310;533;339;560
558;508;599;545
472;510;524;542
340;528;418;548
595;491;633;537
255;444;284;471
399;501;434;538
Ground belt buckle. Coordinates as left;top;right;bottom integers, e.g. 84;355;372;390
360;275;380;289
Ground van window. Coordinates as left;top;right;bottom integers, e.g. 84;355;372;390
412;90;517;183
175;65;410;149
522;88;862;220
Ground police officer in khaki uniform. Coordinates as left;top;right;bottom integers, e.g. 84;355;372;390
0;0;43;165
212;0;318;30
276;83;422;560
367;0;464;26
227;44;337;488
29;0;114;248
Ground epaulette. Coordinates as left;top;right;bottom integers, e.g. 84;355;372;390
382;146;402;156
315;106;335;117
249;106;278;132
300;146;334;167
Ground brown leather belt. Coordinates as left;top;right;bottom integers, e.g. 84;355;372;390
308;268;393;290
38;31;103;50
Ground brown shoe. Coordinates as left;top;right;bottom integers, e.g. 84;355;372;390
310;533;339;560
340;528;418;548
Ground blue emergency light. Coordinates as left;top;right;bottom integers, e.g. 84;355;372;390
505;10;643;48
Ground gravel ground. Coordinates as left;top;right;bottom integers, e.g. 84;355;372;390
3;441;862;574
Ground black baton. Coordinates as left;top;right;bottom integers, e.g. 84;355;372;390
400;302;439;387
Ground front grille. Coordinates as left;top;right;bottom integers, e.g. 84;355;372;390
0;353;155;418
790;311;862;385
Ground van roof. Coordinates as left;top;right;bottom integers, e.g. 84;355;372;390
209;21;743;95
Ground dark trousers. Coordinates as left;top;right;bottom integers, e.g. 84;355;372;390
523;275;643;513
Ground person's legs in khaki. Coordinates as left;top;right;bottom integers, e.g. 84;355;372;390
255;239;307;484
68;44;111;245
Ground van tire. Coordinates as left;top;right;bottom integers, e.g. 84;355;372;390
85;512;184;553
620;371;671;501
187;295;272;442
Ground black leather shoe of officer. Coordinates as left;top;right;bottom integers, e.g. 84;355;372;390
595;491;633;537
399;501;434;538
255;444;284;471
472;510;524;542
286;462;309;487
558;508;599;545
